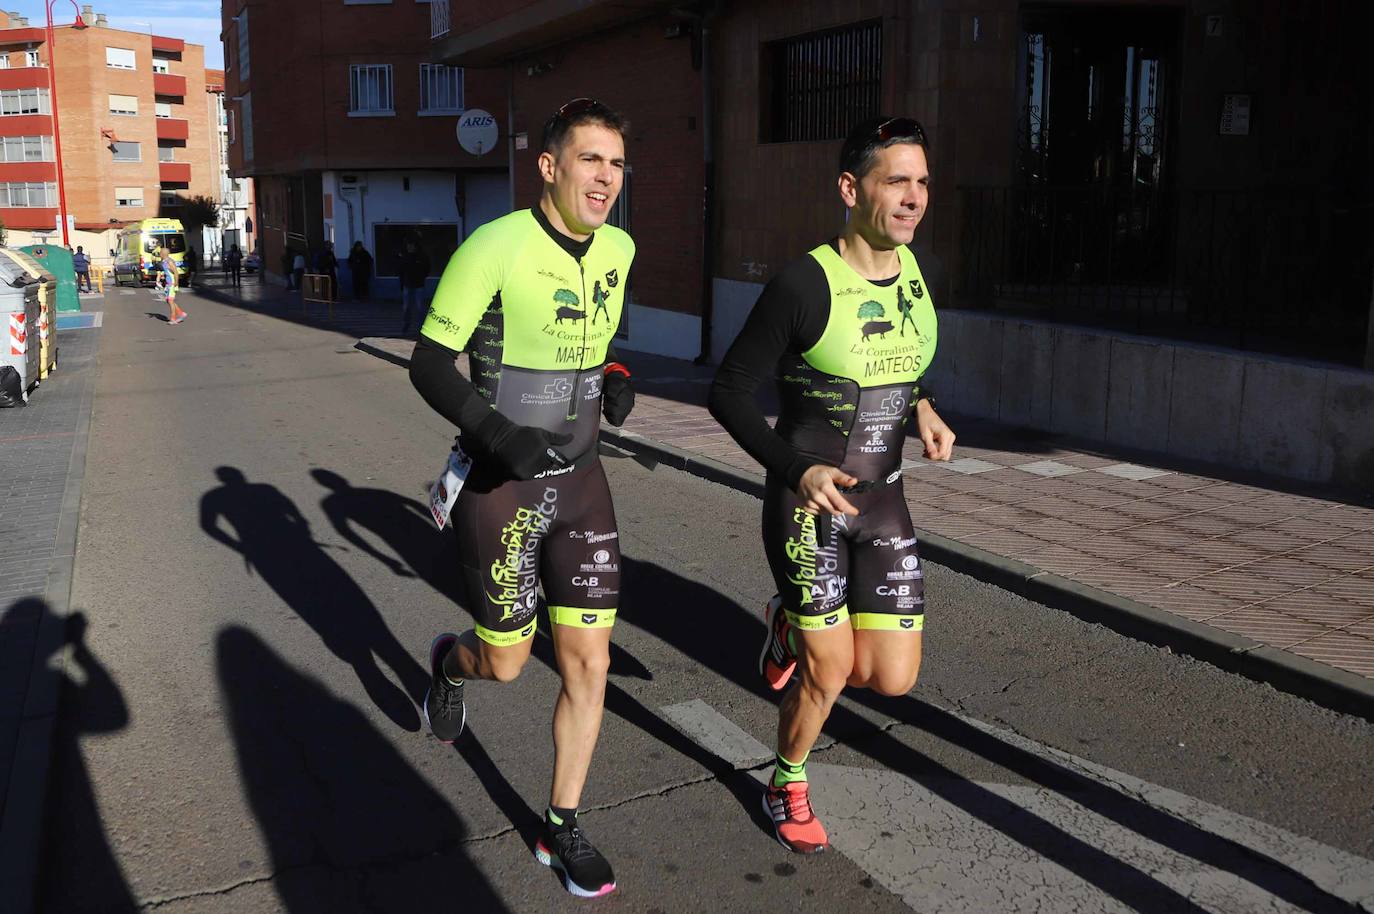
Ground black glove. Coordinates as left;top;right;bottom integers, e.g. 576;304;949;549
473;412;572;480
602;369;634;427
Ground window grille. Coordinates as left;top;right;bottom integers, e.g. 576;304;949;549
350;64;393;114
762;20;882;143
419;64;462;113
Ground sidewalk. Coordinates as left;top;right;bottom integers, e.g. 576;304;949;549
181;272;413;341
357;336;1374;717
0;317;101;913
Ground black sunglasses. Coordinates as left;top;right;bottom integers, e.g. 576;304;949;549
872;117;927;144
555;97;601;121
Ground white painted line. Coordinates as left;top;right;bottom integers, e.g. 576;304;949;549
1015;460;1086;478
1098;463;1174;480
940;457;1001;475
661;699;773;768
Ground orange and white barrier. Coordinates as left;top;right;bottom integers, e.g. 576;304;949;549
8;313;25;356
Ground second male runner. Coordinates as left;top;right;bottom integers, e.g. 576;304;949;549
409;98;635;898
709;116;955;854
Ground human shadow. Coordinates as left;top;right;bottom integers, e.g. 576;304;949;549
143;311;173;322
216;626;508;912
614;556;1360;914
30;605;137;913
309;468;651;682
200;466;427;731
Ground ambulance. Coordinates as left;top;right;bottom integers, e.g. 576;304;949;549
112;218;187;285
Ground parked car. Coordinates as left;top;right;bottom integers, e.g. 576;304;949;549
243;252;261;273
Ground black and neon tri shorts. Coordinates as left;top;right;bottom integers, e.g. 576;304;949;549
453;460;619;647
762;476;924;632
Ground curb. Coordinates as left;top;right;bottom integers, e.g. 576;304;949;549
0;330;100;914
355;341;1374;723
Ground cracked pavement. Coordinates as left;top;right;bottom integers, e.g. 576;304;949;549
33;293;1374;913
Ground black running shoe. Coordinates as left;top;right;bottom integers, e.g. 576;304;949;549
534;820;617;898
422;633;465;742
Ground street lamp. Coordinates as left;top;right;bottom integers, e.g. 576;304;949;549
45;0;87;248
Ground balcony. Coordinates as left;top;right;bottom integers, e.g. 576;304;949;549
159;162;191;183
156;117;188;141
434;0;677;65
431;0;450;38
152;72;186;97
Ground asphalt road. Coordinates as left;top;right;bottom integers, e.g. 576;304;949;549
36;290;1374;913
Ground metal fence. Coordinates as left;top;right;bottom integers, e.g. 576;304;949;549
957;184;1373;366
430;0;450;39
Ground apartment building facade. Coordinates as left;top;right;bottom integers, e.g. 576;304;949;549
436;0;1374;488
222;0;508;293
206;67;255;261
0;7;218;261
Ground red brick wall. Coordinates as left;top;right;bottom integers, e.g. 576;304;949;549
507;16;705;316
223;0;507;177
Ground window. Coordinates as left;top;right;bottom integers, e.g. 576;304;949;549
227;108;236;144
241;93;253;162
0;55;9;69
109;93;138;116
106;47;136;69
156;101;172;118
0;88;50;115
115;186;144;207
161;191;181;208
25;50;39;68
761;20;882;143
158;145;176;162
236;9;250;82
111;141;141;162
0;182;57;207
152;58;170;74
419;64;463;113
349;64;393;115
0;136;53;162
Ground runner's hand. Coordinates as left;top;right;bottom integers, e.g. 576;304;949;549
601;371;634;427
797;465;860;517
916;399;955;461
475;413;572;480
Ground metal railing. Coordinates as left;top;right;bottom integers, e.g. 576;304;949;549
430;0;450;39
957;185;1373;366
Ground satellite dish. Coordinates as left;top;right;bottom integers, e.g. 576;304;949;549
457;109;499;156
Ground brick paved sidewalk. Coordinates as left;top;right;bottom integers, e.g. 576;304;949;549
359;337;1374;693
0;319;101;910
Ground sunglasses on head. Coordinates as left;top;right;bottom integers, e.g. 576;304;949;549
555;97;601;120
872;117;927;144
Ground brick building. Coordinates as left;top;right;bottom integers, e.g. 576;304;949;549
0;6;219;264
205;67;256;263
222;0;509;295
436;0;1374;487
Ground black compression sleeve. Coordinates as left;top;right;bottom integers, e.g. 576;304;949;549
409;336;495;435
708;259;828;491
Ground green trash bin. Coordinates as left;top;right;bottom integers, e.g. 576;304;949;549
18;244;80;312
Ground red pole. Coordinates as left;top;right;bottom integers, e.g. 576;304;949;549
46;0;72;247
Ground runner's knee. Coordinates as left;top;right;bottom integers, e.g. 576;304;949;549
798;649;853;702
479;643;530;683
558;646;610;686
868;664;920;697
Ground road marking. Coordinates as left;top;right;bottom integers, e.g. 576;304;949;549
661;699;773;768
669;700;1374;912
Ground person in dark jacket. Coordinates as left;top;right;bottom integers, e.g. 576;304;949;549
347;241;373;301
317;241;338;301
397;237;431;334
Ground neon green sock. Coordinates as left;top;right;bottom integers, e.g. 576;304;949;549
785;626;798;656
772;751;808;787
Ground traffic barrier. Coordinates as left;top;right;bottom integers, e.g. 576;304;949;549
302;273;334;320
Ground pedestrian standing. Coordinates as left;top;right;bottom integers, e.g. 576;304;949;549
347;241;373;301
397;237;431;334
281;250;295;290
72;245;91;293
186;246;198;288
292;250;306;295
709;116;954;855
225;244;243;288
318;241;338;302
410;97;635;898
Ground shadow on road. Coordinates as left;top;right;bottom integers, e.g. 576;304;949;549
30;603;137;913
200;466;427;731
615;556;1360;914
217;626;508;911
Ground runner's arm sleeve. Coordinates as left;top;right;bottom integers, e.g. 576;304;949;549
408;336;494;434
708;264;827;492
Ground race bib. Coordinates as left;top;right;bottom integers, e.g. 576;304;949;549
428;444;472;531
